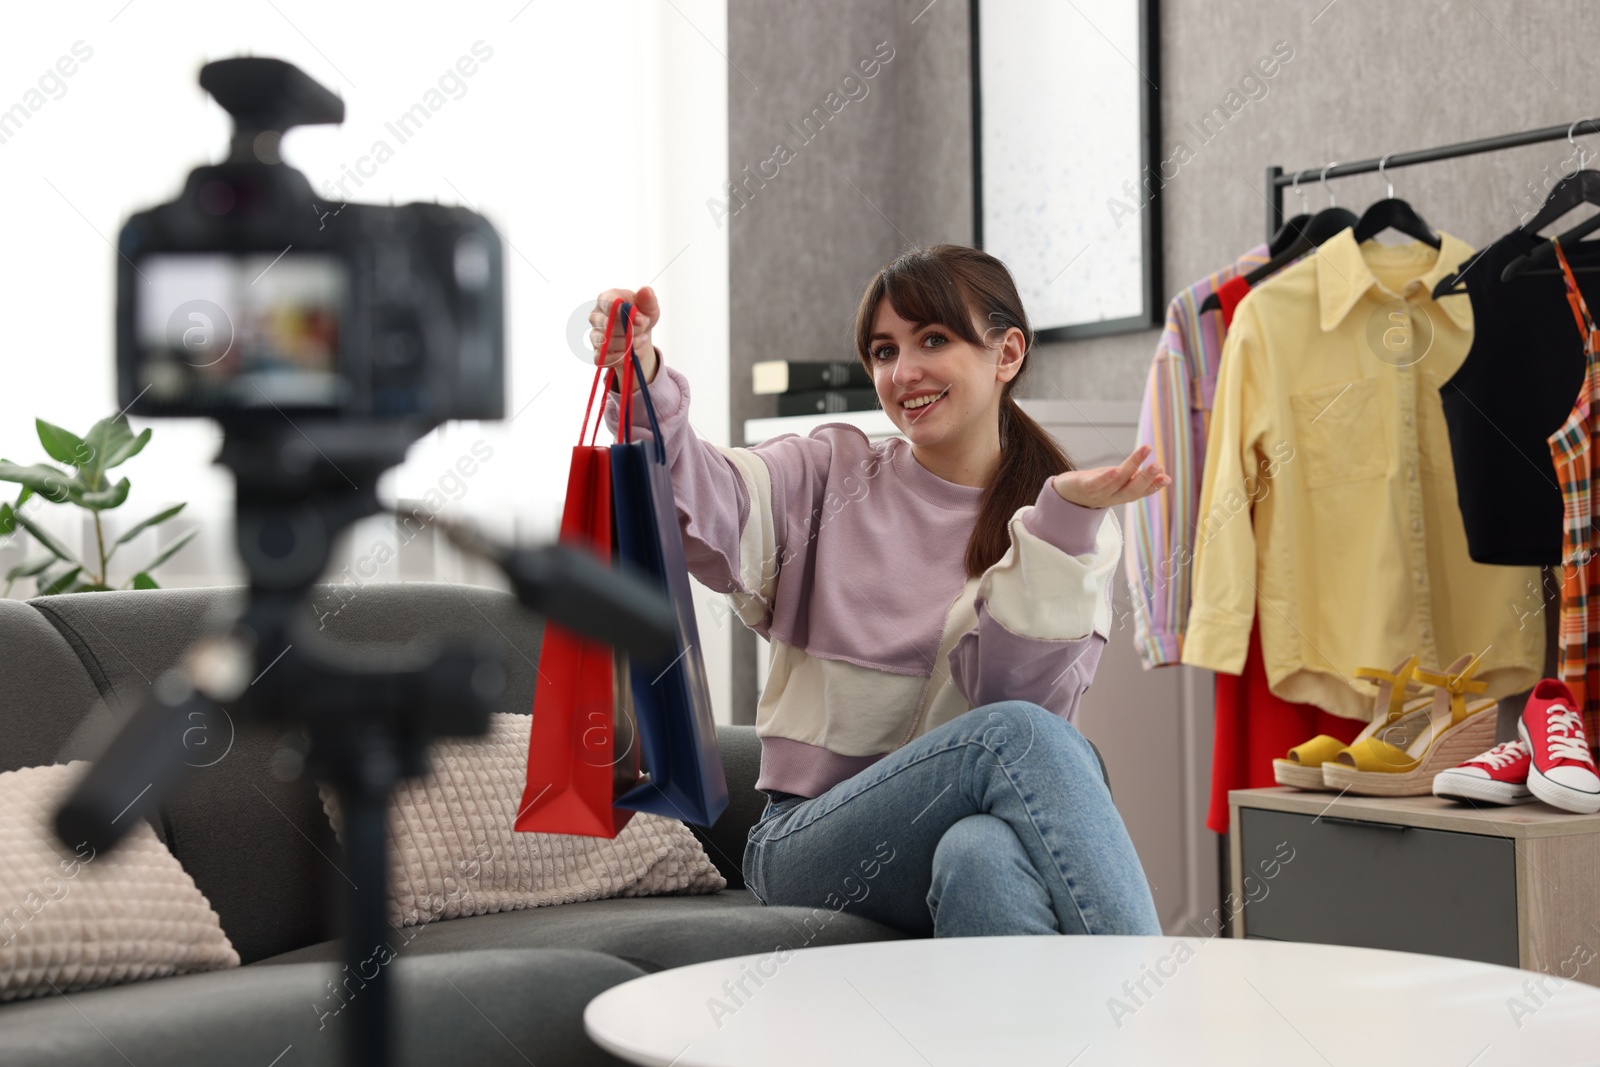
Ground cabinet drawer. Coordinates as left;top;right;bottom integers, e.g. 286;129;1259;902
1238;807;1519;967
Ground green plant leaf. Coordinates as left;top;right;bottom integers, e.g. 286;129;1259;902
76;477;131;511
35;419;91;467
79;415;139;489
14;512;77;564
131;572;159;590
115;503;185;546
0;502;12;537
5;556;55;582
16;485;32;509
136;527;197;575
36;562;70;587
104;427;151;471
36;566;83;597
0;461;75;503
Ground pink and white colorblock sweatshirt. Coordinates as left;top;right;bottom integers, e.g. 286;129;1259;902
604;360;1119;799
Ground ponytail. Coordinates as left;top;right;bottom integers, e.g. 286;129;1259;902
968;397;1073;576
853;244;1074;579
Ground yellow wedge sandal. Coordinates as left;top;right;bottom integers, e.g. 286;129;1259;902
1321;652;1500;797
1272;656;1431;790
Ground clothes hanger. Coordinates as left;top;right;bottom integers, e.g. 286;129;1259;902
1201;163;1356;313
1502;210;1600;281
1513;122;1600;236
1266;171;1313;258
1512;173;1600;237
1499;121;1600;281
1351;154;1441;249
1433;123;1600;296
1269;213;1313;259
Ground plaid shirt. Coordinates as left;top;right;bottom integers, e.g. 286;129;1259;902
1550;238;1600;746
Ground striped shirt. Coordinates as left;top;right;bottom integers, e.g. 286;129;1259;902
1123;246;1269;669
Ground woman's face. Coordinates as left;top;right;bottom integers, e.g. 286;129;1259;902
866;297;1022;450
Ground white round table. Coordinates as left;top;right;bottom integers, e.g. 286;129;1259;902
584;935;1600;1066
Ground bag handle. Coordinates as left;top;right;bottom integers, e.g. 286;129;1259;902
617;302;636;438
617;301;666;464
578;296;626;447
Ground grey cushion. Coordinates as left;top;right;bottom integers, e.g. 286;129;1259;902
255;890;907;975
0;948;642;1067
31;588;340;963
28;581;543;720
0;599;107;774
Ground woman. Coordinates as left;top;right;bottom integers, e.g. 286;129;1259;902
595;244;1168;937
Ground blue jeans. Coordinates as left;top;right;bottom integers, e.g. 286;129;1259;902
742;700;1160;938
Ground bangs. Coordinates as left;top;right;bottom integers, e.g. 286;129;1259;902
855;251;984;364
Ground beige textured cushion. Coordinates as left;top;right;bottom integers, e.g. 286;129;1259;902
320;712;725;927
0;762;239;1002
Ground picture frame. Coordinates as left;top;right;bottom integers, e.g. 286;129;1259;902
971;0;1162;341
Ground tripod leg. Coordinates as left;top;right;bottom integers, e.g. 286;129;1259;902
337;780;394;1067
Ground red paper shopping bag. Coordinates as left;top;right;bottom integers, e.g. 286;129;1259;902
515;330;644;838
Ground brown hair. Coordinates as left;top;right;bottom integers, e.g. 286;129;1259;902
853;244;1074;578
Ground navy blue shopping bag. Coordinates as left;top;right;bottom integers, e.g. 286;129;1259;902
608;301;729;827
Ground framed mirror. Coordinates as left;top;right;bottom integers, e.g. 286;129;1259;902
972;0;1161;340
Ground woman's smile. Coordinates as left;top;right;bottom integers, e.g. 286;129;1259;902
900;384;950;420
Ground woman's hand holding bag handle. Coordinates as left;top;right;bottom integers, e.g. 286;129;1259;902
591;286;660;388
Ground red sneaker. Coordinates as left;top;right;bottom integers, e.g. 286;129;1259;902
1517;679;1600;814
1432;739;1534;805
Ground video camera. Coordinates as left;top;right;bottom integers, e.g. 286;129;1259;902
117;57;502;426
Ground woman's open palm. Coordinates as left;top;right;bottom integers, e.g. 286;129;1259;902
1051;445;1170;509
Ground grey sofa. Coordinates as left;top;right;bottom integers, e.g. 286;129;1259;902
0;583;911;1067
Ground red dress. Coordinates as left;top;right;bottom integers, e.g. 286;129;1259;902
1204;276;1363;833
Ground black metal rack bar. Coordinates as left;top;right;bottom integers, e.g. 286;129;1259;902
1265;116;1600;236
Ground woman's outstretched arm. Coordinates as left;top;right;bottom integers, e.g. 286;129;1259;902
948;448;1168;718
593;287;808;636
947;488;1119;719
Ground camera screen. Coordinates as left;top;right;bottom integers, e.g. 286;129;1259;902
133;252;349;409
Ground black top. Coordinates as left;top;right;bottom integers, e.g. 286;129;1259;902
1439;229;1600;565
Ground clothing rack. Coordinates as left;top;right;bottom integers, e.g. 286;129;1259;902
1264;116;1600;239
1209;116;1600;926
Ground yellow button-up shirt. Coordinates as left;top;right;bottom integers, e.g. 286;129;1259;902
1181;229;1543;719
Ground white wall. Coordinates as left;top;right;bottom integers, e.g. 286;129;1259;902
0;0;735;720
